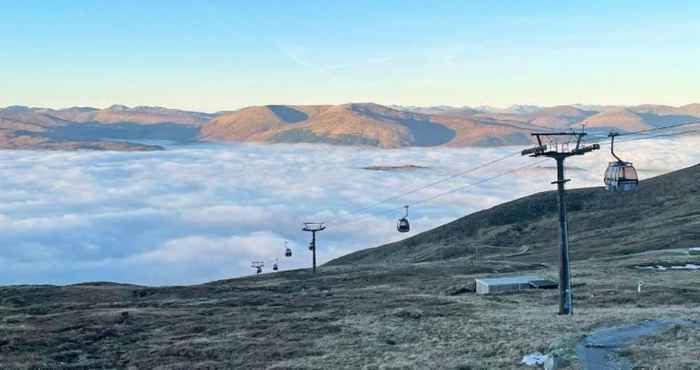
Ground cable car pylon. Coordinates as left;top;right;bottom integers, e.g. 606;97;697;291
522;131;599;315
251;261;264;275
302;222;326;273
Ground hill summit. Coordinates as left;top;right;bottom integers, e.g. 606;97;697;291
201;103;537;148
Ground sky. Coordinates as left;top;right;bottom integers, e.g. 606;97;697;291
1;136;699;286
1;0;699;112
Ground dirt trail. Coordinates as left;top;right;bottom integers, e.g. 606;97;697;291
576;320;691;370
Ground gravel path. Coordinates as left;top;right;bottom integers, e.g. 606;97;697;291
576;320;691;370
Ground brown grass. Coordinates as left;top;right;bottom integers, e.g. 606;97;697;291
0;250;698;369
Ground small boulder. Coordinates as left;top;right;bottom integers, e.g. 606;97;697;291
118;311;130;324
393;308;423;320
446;285;473;295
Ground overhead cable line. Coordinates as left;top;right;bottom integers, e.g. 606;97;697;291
585;121;700;142
324;122;700;231
345;149;523;216
412;159;549;207
332;158;548;230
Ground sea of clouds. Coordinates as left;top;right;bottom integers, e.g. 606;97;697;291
1;135;699;285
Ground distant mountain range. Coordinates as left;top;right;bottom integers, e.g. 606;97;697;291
1;103;699;151
200;103;543;148
0;105;211;151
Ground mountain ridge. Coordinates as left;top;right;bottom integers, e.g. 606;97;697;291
2;102;699;151
0;104;213;150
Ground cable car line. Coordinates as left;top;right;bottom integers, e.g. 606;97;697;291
272;123;699;273
586;128;700;152
331;158;549;231
288;150;525;237
613;128;700;143
345;150;524;217
325;121;700;236
585;121;700;142
365;121;699;220
332;126;699;232
337;159;540;226
342;125;699;219
614;121;700;137
412;159;549;207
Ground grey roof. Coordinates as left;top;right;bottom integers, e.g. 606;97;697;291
475;276;545;285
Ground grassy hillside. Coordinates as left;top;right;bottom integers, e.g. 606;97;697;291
329;164;700;266
1;250;698;368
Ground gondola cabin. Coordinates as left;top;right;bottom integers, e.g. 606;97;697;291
397;218;410;233
604;132;639;192
284;241;292;257
604;161;638;192
397;205;410;233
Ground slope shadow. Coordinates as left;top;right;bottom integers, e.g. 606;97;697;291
267;105;309;123
352;107;455;146
399;116;456;146
269;128;380;146
638;113;700;127
473;132;532;146
44;122;201;143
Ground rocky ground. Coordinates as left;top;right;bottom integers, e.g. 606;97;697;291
1;248;698;369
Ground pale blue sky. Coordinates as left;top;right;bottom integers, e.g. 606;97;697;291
1;1;699;112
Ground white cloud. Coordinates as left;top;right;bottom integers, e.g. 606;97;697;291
0;135;698;285
137;232;284;263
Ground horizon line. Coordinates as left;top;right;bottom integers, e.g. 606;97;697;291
3;101;700;114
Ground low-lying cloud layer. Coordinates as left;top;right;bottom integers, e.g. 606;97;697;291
1;136;699;285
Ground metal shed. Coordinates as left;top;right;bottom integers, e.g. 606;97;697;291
475;276;547;295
